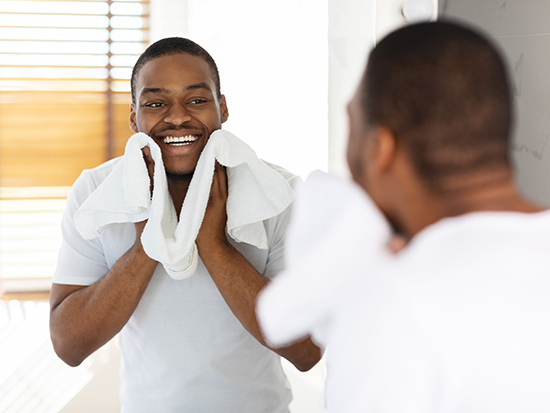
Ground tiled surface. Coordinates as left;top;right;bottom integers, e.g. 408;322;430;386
441;0;550;206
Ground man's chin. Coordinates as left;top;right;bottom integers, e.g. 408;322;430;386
166;170;194;181
163;160;197;178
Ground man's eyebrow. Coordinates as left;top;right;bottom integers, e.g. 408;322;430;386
141;87;170;96
184;82;213;92
140;83;213;97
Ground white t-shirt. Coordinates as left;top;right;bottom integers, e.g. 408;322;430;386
330;211;550;412
258;173;550;412
54;157;298;413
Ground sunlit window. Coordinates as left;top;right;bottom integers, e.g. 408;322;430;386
0;0;149;290
0;0;148;94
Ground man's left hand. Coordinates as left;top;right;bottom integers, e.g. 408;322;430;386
196;162;229;251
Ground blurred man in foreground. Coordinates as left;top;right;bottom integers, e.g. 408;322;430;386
258;21;550;412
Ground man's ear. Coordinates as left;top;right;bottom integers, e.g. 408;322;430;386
374;127;397;173
219;95;229;124
129;103;138;133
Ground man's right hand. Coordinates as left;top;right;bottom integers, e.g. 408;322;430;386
388;235;408;254
141;146;155;194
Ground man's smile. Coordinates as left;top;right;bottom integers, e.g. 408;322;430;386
153;129;205;153
161;134;200;146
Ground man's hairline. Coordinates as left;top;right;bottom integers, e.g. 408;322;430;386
136;83;219;102
131;51;222;104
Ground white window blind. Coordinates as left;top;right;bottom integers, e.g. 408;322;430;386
0;0;149;94
0;0;149;286
0;0;150;188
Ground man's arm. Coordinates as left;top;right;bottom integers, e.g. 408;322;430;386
197;163;322;372
49;221;158;367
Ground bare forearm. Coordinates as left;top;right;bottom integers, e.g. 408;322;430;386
199;242;268;337
197;165;321;370
50;245;157;366
199;242;321;371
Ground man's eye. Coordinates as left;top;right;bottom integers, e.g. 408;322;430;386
190;99;207;105
145;102;163;108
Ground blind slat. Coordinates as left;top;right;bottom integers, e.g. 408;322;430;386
0;1;149;92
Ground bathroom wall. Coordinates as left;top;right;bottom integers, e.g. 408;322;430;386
440;0;550;206
327;0;376;176
327;0;437;176
151;0;330;180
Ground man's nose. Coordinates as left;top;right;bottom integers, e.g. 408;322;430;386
164;104;191;125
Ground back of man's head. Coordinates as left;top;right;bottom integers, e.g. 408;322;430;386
361;20;512;193
131;37;221;104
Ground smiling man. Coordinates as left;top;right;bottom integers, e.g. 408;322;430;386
49;38;320;413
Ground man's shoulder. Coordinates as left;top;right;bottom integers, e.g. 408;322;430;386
68;157;123;204
80;157;122;184
395;210;550;283
261;160;301;190
75;157;122;189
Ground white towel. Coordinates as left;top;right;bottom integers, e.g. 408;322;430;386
257;171;392;348
74;129;295;280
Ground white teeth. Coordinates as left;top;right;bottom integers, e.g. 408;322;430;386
162;135;199;145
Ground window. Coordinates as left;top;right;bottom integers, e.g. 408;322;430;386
0;0;149;289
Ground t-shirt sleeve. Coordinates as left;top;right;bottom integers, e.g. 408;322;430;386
262;205;292;280
53;171;110;286
261;173;301;281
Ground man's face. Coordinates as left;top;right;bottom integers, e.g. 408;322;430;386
347;83;402;235
346;82;387;209
346;86;370;191
130;53;228;176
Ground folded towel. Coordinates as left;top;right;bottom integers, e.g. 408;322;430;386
257;171;392;348
74;130;295;280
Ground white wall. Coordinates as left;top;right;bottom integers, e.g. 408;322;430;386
327;0;375;177
151;0;329;180
440;0;550;206
149;0;437;178
327;0;437;176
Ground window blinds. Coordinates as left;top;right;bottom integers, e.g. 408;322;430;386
0;0;150;187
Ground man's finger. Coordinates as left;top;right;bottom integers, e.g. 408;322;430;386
141;147;154;167
141;146;155;193
388;235;408;254
215;162;228;194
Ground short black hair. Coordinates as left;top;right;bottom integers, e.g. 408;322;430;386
131;37;221;104
361;20;512;192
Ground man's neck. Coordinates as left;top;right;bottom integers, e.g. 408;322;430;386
398;170;543;238
167;174;192;216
